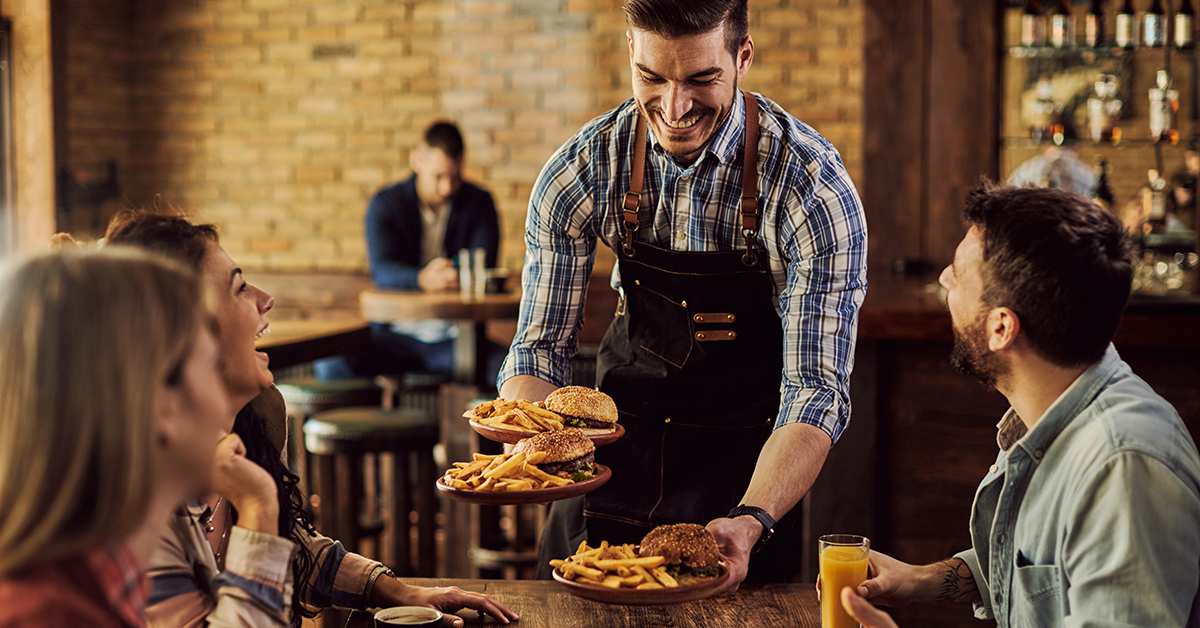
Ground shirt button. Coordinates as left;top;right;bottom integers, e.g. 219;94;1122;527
675;231;686;241
998;533;1006;543
989;464;998;474
1034;449;1044;459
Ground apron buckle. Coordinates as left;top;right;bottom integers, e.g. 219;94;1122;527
741;228;759;267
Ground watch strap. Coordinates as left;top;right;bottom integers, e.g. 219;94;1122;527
727;505;776;554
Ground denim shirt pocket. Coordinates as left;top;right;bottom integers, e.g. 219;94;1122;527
1009;561;1065;627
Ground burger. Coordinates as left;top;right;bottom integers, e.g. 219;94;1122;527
638;523;722;582
543;386;619;435
513;428;597;482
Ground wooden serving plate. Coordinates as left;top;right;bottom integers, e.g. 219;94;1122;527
467;419;625;447
435;464;611;505
552;564;730;605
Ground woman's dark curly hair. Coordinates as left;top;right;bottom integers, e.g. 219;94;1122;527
105;208;318;626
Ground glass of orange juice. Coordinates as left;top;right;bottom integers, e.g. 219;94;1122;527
819;534;870;628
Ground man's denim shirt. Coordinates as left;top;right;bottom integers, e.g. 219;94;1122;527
955;345;1200;627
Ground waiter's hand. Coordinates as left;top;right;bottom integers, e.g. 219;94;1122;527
841;587;901;628
705;515;760;594
498;374;558;403
419;257;460;293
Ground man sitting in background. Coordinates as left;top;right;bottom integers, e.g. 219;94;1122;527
839;183;1200;627
315;121;505;386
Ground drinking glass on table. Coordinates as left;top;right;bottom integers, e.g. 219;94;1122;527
819;534;870;628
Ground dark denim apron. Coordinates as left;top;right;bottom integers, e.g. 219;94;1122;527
536;93;803;582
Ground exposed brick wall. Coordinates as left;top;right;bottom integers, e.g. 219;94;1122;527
58;0;137;235
61;0;864;282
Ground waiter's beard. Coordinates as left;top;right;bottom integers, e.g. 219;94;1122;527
949;312;1007;390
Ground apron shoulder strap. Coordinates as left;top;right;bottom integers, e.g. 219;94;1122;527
740;91;761;266
623;115;648;256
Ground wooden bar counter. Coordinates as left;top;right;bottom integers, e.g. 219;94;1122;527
345;579;820;628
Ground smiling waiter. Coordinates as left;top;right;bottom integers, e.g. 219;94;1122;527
499;0;867;591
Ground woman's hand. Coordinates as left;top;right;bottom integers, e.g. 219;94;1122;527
374;578;519;627
211;433;278;535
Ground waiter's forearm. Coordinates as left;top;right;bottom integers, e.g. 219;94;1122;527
498;374;559;402
738;422;832;521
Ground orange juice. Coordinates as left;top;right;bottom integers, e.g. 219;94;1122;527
819;545;869;628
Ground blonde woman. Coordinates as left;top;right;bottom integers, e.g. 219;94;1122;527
0;248;238;627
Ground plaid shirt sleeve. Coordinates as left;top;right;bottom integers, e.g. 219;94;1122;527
771;147;866;443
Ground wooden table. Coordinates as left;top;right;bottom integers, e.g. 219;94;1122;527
345;579;820;628
255;319;371;370
359;290;523;388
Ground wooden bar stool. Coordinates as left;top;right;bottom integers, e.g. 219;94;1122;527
303;407;439;577
276;377;383;507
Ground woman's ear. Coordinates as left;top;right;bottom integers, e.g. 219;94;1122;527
153;383;181;448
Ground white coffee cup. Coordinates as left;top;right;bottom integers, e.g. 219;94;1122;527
374;606;443;627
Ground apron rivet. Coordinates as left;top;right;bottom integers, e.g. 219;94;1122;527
697;332;706;340
664;418;671;423
635;279;640;285
727;315;734;321
681;300;687;307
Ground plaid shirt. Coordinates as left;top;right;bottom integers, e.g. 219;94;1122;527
499;92;867;442
85;545;150;628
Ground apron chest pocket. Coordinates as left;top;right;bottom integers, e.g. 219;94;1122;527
628;284;693;369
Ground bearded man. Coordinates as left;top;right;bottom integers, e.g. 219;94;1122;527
838;183;1200;628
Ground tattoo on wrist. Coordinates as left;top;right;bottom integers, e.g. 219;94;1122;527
934;558;978;603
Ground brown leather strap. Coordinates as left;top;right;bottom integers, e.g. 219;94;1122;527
741;91;760;236
623;91;760;259
623;115;648;254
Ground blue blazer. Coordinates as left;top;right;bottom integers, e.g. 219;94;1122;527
365;174;500;290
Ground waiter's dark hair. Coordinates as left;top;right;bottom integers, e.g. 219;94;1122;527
423;121;465;161
962;181;1132;367
624;0;749;58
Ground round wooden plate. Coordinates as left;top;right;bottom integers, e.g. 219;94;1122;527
435;464;611;505
467;419;625;447
552;564;730;605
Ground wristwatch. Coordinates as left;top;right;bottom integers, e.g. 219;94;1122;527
726;504;776;554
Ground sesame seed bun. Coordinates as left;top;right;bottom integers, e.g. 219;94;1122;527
513;428;595;464
543;386;618;429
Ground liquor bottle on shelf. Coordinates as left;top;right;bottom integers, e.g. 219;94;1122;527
1116;0;1137;48
1144;0;1166;47
1022;0;1048;47
1088;74;1124;142
1032;75;1064;142
1085;0;1106;47
1178;0;1196;49
1051;0;1077;47
1149;69;1180;143
1094;158;1116;211
1144;169;1169;233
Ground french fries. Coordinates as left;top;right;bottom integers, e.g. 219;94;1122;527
550;541;678;589
466;398;566;433
441;449;576;492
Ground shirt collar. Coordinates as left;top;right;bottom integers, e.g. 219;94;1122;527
83;545;148;628
644;90;748;167
1005;344;1122;456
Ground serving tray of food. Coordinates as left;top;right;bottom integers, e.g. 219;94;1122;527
437;429;611;505
464;386;623;446
550;524;729;605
